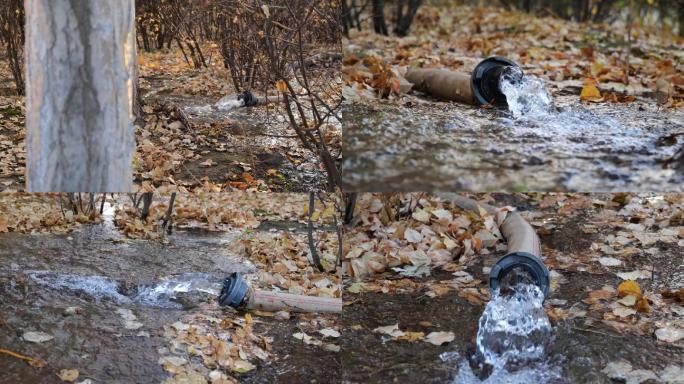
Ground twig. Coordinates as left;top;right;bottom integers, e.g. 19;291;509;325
0;348;47;368
308;192;325;272
161;192;176;235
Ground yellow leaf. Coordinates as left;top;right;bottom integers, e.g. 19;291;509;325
276;79;288;93
580;84;602;102
618;280;642;298
244;313;253;324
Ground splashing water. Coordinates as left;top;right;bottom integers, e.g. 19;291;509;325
499;68;552;118
28;271;222;308
446;284;563;384
497;70;652;158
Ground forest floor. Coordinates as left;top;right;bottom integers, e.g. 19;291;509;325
342;5;684;192
0;193;341;384
0;43;342;193
341;193;683;383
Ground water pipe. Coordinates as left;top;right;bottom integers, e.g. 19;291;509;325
404;57;522;107
219;272;342;313
237;90;278;107
437;193;550;298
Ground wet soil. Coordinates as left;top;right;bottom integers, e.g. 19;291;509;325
240;315;341;384
0;218;339;383
341;205;683;383
342;96;684;192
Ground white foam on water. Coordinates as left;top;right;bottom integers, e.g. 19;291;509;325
133;273;221;307
29;272;131;303
185;95;245;115
445;284;562;384
29;271;221;308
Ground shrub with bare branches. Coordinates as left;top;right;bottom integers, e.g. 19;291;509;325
0;0;24;94
219;1;343;190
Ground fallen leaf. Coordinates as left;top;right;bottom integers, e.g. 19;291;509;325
57;369;79;382
616;270;651;280
404;228;423;243
655;326;683;343
599;257;622;266
319;328;341;338
22;331;54;343
617;295;637;307
618;280;642;298
580;79;603;102
373;324;405;338
423;331;455;346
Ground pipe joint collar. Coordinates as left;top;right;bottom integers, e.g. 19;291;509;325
489;252;550;298
219;272;250;308
471;56;521;107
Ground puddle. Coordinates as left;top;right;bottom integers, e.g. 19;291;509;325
342;89;684;192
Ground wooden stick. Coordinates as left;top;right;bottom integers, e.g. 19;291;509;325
0;348;47;368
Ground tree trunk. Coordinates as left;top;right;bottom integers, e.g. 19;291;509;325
371;0;388;36
25;0;136;192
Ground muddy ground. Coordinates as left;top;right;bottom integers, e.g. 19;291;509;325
341;195;683;383
0;217;340;383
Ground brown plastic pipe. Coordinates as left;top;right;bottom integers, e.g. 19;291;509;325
405;68;475;105
436;193;541;260
246;288;342;313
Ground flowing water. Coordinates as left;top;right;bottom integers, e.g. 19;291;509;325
342;72;684;192
443;284;564;384
185;94;245;116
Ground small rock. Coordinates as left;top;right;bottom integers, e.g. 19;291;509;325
274;311;290;321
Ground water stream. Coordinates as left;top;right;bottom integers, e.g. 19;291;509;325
27;271;222;309
443;284;563;384
184;94;245;115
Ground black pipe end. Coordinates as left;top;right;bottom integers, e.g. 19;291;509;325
238;90;258;107
218;272;249;308
470;56;522;107
489;252;550;298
